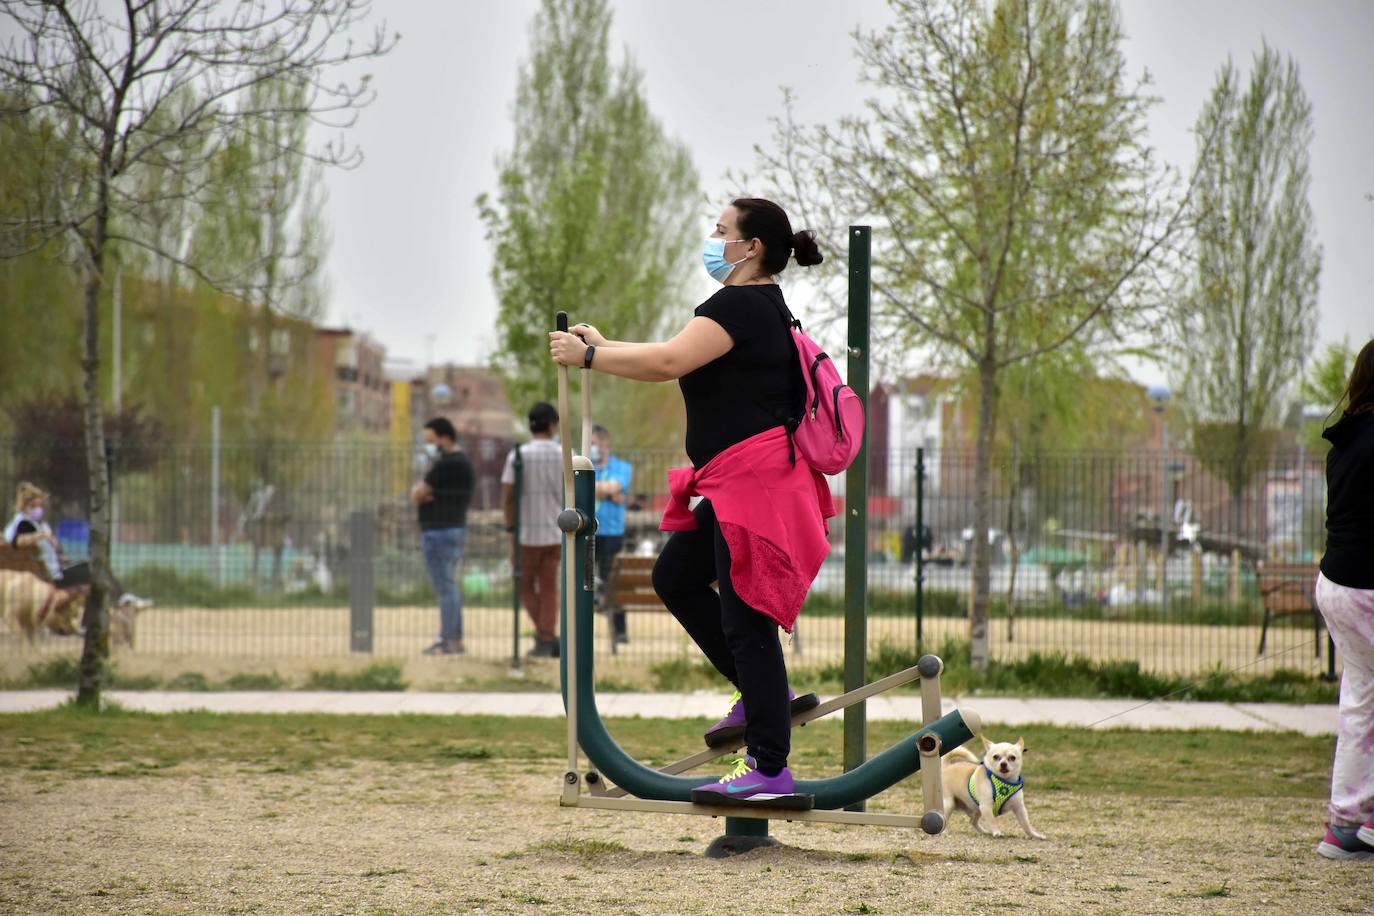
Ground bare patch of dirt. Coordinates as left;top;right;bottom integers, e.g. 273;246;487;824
0;759;1367;915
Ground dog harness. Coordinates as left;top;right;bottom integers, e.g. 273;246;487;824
968;764;1024;816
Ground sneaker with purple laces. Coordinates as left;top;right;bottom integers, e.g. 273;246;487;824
1317;823;1374;861
703;688;820;748
691;756;811;809
1359;815;1374;847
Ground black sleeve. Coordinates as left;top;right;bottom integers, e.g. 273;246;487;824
695;286;765;344
454;453;474;496
11;519;36;547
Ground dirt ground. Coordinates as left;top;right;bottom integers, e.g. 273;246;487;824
1;756;1369;915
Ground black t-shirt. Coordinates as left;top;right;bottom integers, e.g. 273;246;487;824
10;518;36;546
419;449;474;531
1320;410;1374;589
681;284;801;468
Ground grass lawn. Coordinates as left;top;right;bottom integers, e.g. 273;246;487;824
1;706;1367;914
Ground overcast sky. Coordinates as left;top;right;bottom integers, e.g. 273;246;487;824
308;2;1370;382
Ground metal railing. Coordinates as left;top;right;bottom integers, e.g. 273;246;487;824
0;439;1336;679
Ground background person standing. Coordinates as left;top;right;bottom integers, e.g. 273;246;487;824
411;417;474;656
590;423;633;645
501;402;564;657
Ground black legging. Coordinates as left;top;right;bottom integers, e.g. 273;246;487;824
651;499;790;772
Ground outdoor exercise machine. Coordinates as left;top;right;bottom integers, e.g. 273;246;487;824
550;226;984;858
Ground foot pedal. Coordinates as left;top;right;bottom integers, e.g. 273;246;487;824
704;693;820;749
689;790;815;811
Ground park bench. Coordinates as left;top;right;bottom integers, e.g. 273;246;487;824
1255;561;1324;659
600;553;663;653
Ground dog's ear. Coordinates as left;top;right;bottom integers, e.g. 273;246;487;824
1016;737;1026;752
980;735;992;752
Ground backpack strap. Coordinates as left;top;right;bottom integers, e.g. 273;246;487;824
736;286;804;465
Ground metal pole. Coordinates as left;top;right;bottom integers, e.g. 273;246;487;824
915;447;925;649
1160;423;1169;613
111;264;121;556
211;405;221;586
348;510;375;653
1297;436;1306;560
844;225;871;808
555;312;580;789
512;446;523;670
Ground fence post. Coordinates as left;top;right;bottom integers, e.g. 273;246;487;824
511;445;523;669
349;510;375;653
210;405;221;586
915;447;925;650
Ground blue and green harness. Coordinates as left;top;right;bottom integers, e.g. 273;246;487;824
968;764;1024;816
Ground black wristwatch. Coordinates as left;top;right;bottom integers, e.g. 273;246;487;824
583;344;596;369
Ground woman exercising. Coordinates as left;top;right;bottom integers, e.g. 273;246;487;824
549;198;833;802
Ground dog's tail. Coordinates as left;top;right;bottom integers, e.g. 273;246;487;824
944;745;980;764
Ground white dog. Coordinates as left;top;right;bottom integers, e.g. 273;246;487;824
942;737;1046;839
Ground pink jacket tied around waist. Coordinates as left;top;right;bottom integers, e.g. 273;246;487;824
660;427;835;631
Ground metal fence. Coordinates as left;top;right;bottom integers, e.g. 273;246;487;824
0;439;1337;679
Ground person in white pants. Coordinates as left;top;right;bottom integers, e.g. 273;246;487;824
1313;338;1374;862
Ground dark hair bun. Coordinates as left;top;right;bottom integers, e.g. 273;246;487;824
792;230;823;267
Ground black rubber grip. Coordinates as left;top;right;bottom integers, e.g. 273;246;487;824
556;311;568;332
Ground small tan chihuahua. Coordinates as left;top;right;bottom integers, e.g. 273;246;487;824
942;737;1046;839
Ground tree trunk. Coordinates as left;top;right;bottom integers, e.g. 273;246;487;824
76;221;112;707
969;359;998;672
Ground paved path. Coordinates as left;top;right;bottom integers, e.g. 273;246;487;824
0;690;1337;735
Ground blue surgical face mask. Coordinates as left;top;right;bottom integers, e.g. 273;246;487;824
26;506;44;523
702;237;749;283
589;445;603;463
424;443;440;460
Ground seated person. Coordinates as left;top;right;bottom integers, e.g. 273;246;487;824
4;481;150;613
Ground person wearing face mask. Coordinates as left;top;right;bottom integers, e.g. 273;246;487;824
411;417;475;655
3;481;151;623
589;424;634;645
549;197;831;803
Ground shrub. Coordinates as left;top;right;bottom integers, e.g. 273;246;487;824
304;663;406;691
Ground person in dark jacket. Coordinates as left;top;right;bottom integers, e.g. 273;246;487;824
1313;338;1374;862
411;417;474;656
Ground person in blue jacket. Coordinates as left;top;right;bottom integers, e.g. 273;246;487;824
590;424;633;645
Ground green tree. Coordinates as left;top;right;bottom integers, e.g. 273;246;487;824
747;0;1188;669
477;0;699;439
1298;339;1356;454
1172;44;1321;533
0;0;393;704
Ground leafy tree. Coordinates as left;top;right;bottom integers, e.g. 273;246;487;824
746;0;1189;669
0;0;393;704
1298;339;1356;454
477;0;699;440
1172;44;1321;533
3;396;163;516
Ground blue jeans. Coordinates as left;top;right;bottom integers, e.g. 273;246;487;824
422;527;467;643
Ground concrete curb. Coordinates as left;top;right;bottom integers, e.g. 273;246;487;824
0;690;1337;735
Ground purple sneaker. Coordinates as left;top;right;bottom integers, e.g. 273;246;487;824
1359;815;1374;847
1317;823;1374;861
691;756;802;806
703;688;819;748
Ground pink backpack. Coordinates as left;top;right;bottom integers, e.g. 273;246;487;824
786;320;865;475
